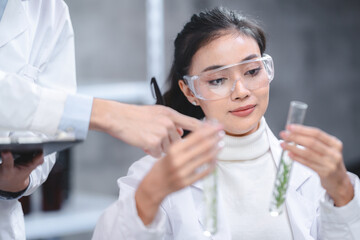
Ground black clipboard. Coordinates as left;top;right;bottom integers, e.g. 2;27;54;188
0;139;82;164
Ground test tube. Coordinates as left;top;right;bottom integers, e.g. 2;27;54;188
203;167;218;237
269;101;308;216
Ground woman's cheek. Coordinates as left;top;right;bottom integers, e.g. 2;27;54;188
199;102;225;121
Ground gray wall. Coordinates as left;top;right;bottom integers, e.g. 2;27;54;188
65;0;360;196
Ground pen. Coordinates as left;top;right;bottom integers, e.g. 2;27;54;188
150;77;164;105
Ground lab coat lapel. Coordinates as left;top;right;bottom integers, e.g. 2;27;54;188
286;186;317;240
0;0;28;48
266;123;316;240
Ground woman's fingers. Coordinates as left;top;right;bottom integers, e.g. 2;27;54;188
280;142;321;164
161;136;171;154
178;143;222;182
168;122;223;169
180;130;222;166
185;162;216;187
161;122;223;190
175;122;223;153
286;124;343;151
280;125;348;191
286;151;325;174
280;131;329;157
163;126;182;153
280;125;344;169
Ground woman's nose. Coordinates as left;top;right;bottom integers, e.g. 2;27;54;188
230;79;251;100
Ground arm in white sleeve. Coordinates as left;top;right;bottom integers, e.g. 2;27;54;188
0;0;92;139
0;71;93;139
319;172;360;239
92;187;167;240
0;71;67;135
92;156;172;240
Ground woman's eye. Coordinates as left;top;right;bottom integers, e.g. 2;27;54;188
208;78;226;86
246;67;261;76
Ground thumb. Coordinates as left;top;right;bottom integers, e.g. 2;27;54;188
0;151;14;169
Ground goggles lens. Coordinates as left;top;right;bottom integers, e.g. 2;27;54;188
184;54;274;100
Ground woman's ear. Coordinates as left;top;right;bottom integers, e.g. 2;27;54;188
178;80;198;105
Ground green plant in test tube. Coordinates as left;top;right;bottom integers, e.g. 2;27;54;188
269;101;308;216
203;167;218;237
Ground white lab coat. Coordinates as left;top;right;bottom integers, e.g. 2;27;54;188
93;123;360;240
0;0;76;135
0;0;76;239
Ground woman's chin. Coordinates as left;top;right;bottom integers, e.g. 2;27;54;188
224;123;260;137
225;129;252;137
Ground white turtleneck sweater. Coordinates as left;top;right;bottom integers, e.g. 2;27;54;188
217;118;294;239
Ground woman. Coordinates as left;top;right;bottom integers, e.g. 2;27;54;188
93;7;360;240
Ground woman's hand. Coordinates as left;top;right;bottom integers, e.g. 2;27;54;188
135;122;224;225
0;151;44;193
280;124;354;207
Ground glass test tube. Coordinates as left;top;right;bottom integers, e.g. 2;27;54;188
203;167;218;237
269;101;308;216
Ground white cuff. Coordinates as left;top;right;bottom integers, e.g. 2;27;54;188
320;173;360;224
57;94;93;139
120;190;166;239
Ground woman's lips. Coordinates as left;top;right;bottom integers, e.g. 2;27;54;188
230;105;256;117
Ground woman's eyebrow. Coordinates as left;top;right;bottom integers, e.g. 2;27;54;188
201;54;260;73
241;54;259;62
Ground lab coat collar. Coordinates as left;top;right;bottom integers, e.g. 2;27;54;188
0;0;28;48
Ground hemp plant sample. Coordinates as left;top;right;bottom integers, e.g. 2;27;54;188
270;149;293;214
269;101;308;216
203;167;218;237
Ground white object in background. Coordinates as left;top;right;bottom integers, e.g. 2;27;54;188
77;81;153;104
146;0;165;88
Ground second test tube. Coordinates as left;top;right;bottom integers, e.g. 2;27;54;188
269;101;308;216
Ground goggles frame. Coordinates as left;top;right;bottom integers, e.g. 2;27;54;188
183;54;274;100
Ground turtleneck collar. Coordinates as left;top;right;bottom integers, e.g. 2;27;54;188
217;117;270;161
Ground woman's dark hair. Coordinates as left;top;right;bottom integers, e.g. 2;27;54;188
163;7;266;121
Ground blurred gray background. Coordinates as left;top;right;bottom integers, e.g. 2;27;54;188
26;0;360;239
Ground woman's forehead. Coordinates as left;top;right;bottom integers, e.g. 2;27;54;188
189;34;261;75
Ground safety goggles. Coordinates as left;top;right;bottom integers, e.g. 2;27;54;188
183;54;274;100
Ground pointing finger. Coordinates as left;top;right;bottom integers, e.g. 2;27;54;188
168;109;202;132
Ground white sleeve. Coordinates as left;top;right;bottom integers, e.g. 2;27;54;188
319;172;360;239
92;156;170;240
25;153;57;196
0;71;68;135
0;0;90;137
